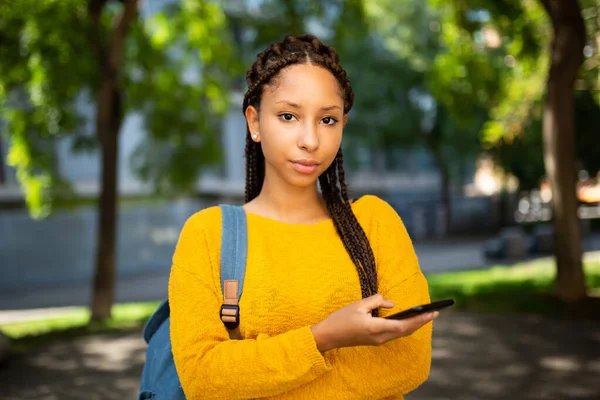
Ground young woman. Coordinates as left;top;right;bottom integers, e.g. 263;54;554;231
169;34;436;400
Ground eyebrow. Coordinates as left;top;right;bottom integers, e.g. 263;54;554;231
275;100;342;112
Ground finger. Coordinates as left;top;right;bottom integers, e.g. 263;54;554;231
427;311;440;321
380;300;395;309
368;316;413;334
375;311;439;335
401;311;439;334
358;294;394;312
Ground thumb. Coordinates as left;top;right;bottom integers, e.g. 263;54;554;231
359;294;394;312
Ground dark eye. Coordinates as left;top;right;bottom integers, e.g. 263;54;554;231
280;113;295;121
322;117;337;125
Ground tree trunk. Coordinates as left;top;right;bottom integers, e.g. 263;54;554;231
540;0;587;303
88;0;138;321
91;97;121;321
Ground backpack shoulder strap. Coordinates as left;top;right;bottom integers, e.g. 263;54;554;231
218;204;248;338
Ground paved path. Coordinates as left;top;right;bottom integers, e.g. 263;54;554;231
411;311;600;400
1;311;599;399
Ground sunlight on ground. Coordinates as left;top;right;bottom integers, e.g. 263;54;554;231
1;302;160;339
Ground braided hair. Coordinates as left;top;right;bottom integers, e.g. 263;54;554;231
242;34;379;314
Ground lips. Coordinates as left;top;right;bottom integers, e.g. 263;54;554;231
290;159;320;174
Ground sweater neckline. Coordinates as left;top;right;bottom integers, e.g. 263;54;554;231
243;196;366;229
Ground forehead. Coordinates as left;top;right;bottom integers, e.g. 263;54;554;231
264;63;343;105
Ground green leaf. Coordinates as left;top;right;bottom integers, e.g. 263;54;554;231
1;0;241;216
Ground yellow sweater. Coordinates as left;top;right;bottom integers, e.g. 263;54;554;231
169;195;432;400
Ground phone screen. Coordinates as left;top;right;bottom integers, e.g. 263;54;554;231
384;299;455;320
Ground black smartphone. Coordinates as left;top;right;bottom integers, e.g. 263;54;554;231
384;299;455;320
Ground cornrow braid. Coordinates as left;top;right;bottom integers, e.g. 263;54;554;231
242;34;378;315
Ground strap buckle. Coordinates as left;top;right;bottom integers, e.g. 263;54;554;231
220;304;240;330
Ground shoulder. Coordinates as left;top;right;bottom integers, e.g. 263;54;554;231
172;205;226;275
353;194;403;226
353;194;412;250
175;205;225;254
353;194;395;212
183;205;223;232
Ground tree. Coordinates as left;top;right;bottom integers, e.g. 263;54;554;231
489;90;600;191
472;0;594;304
538;0;588;303
0;0;239;321
360;0;496;232
329;0;426;171
362;0;598;303
224;0;324;66
445;0;599;305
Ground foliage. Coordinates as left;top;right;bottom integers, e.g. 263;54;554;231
580;0;600;103
331;0;425;167
465;0;600;188
126;0;243;193
489;90;600;190
0;0;94;217
0;0;240;218
360;0;490;181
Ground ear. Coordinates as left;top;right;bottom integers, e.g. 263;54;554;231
245;106;261;142
343;114;348;128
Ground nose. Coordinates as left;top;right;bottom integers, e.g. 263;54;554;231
298;123;319;152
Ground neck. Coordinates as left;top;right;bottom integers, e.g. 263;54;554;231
253;173;328;224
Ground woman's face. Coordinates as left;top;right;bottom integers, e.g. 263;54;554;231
245;63;347;189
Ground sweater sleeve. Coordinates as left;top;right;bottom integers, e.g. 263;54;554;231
168;211;332;400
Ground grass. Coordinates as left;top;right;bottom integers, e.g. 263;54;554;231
2;259;600;348
2;301;161;351
427;259;600;316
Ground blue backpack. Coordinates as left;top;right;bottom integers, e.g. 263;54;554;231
138;205;248;400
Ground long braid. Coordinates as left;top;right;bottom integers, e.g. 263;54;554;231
335;150;378;297
243;34;378;314
319;151;379;311
245;131;264;202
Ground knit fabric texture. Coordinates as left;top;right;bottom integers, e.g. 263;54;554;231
169;195;432;399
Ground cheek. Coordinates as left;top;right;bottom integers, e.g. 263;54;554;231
260;141;281;165
323;127;343;153
258;121;291;162
314;128;343;172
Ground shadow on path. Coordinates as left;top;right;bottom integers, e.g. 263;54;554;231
410;311;600;400
0;330;146;399
1;311;599;400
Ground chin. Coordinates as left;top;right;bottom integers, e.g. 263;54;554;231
286;174;320;188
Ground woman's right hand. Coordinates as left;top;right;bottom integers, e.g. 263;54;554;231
310;294;438;353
